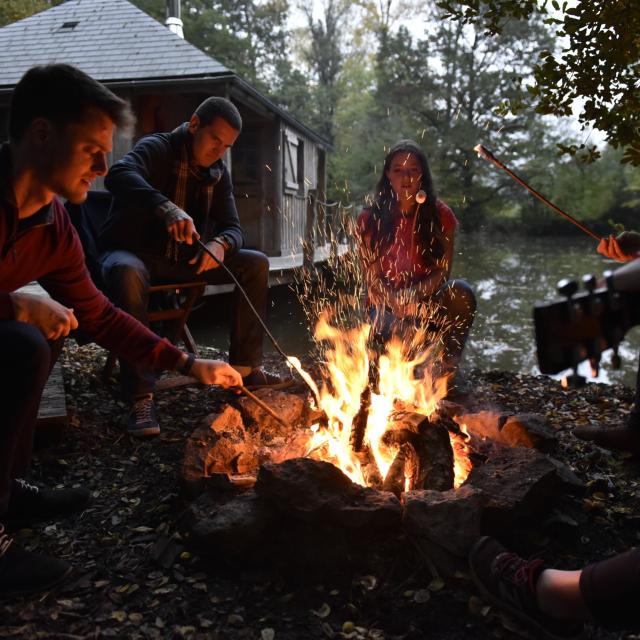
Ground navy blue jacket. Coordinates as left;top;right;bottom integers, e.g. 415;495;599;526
99;124;244;257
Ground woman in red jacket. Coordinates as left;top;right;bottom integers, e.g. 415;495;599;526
356;139;476;384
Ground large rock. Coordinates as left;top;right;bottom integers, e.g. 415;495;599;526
182;406;251;498
255;458;402;530
463;446;583;528
186;490;275;556
403;485;486;557
237;389;310;435
456;411;557;452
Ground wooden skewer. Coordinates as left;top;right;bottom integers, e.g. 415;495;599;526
239;385;289;429
474;144;602;242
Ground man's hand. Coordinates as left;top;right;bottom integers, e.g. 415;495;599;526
189;359;242;388
598;232;640;262
10;292;78;340
155;201;199;245
189;240;224;274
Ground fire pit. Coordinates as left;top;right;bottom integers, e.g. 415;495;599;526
180;319;584;575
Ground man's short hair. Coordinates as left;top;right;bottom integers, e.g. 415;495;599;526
194;97;242;131
9;64;135;142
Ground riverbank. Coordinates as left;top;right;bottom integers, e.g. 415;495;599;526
1;341;638;640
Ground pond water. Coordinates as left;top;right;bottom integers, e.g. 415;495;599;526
189;232;640;388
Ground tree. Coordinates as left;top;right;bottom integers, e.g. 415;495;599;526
356;9;557;229
0;0;63;27
131;0;291;89
297;0;353;143
436;0;640;165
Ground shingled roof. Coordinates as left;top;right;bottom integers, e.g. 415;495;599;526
0;0;230;87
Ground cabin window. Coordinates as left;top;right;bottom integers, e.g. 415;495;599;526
284;131;304;194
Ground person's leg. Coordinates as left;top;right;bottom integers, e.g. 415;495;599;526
100;250;156;400
0;321;78;595
209;249;269;372
0;321;51;514
578;548;640;629
536;569;591;621
428;278;477;371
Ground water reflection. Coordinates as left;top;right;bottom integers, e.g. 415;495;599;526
189;232;640;388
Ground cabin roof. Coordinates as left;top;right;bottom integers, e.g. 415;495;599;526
0;0;229;85
0;0;330;147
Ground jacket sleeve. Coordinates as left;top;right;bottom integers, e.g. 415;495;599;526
206;165;244;252
105;134;172;213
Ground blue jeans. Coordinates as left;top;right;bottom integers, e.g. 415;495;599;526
369;278;476;372
100;248;269;399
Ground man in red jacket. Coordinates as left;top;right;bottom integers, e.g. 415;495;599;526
0;64;242;596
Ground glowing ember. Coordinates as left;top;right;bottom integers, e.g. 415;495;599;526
303;315;472;490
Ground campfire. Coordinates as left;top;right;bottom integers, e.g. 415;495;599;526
181;316;583;574
297;317;472;494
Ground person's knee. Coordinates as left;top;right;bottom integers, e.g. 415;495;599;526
105;261;150;306
5;322;51;382
445;279;477;318
235;250;269;284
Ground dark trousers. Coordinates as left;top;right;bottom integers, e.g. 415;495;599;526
100;248;269;399
369;278;477;370
0;321;63;514
580;548;640;629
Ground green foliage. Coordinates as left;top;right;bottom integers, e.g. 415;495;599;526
436;0;640;165
0;0;63;27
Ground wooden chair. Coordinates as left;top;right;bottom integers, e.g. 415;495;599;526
66;190;206;380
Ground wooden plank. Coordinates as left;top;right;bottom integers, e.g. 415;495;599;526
36;361;68;427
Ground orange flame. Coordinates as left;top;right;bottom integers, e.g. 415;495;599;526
305;316;471;490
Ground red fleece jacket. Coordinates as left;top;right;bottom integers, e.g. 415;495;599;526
0;149;183;371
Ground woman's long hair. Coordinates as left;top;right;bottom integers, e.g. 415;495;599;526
365;139;445;260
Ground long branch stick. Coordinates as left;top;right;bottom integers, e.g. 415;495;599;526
194;238;319;401
474;144;602;242
239;385;289;429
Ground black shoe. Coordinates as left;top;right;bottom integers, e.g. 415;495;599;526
4;479;90;529
126;394;160;437
469;537;584;640
0;524;71;596
242;369;294;390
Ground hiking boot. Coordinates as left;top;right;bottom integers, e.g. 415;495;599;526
242;368;294;391
126;394;160;437
4;479;90;529
469;537;584;640
572;425;640;454
0;524;71;597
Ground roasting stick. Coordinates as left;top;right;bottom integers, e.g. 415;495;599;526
474;144;602;242
239;385;289;429
193;237;320;403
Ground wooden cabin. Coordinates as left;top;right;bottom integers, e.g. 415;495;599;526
0;0;344;285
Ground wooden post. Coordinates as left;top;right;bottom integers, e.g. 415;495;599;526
303;190;316;271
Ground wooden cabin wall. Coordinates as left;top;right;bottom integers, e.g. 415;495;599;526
279;124;327;257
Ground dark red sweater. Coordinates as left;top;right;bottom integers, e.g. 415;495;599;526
0;146;183;371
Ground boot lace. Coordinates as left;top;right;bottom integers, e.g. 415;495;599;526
494;552;544;593
133;396;153;423
0;524;13;559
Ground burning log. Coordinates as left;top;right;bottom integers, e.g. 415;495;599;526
350;385;371;453
382;411;454;492
382;443;419;497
